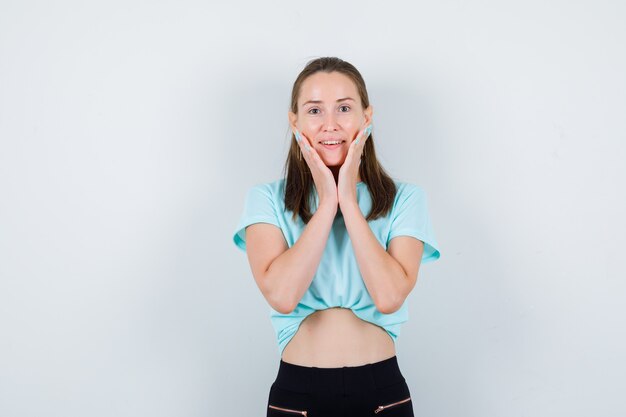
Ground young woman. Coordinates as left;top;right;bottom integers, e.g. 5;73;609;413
233;57;441;416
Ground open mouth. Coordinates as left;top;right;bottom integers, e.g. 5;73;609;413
319;140;346;150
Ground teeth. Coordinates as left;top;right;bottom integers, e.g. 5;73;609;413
321;140;343;145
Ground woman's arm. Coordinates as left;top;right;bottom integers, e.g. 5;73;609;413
341;201;424;314
245;201;337;314
335;125;424;314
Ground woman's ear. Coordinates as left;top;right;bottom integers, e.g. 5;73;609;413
288;111;297;132
364;105;373;126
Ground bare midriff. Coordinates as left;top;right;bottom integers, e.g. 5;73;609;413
280;307;396;368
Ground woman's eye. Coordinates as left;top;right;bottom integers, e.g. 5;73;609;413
307;106;349;114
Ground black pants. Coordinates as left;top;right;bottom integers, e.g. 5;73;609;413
266;355;414;416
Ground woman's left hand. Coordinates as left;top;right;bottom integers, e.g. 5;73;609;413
338;123;372;208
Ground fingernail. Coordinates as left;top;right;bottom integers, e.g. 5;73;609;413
304;144;310;151
294;130;301;142
355;138;360;145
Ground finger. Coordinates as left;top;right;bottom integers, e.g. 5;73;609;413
295;129;323;168
295;129;312;156
354;124;371;145
359;124;371;153
361;124;372;148
299;130;319;160
349;134;360;154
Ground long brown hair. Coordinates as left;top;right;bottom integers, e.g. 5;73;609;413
283;57;397;224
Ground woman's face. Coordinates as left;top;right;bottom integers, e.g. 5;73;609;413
289;71;373;167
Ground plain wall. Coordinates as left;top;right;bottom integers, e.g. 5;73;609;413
1;1;625;416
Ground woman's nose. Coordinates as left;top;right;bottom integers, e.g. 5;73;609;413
322;114;339;131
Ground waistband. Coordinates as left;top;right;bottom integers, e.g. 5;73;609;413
273;355;406;396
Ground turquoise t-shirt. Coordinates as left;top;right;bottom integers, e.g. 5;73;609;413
233;178;441;356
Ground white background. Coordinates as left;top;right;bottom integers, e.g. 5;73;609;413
1;1;625;416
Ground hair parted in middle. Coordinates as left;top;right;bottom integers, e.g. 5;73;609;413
282;56;397;224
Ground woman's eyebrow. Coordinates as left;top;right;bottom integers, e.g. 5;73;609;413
302;97;355;106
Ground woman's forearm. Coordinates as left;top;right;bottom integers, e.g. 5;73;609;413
264;201;337;314
340;201;409;314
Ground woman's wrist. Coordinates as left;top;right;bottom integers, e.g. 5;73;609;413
317;199;339;217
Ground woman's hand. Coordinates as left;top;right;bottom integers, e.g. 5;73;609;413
295;129;338;212
338;123;371;208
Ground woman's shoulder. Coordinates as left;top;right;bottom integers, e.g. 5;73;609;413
247;177;284;190
245;178;285;201
390;178;426;198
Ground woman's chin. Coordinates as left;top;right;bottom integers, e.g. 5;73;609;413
321;157;346;168
318;151;347;167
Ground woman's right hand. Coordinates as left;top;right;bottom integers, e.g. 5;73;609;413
294;129;338;211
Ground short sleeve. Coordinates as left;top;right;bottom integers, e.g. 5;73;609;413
388;184;441;263
232;184;282;252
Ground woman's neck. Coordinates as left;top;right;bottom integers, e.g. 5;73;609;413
329;166;361;184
